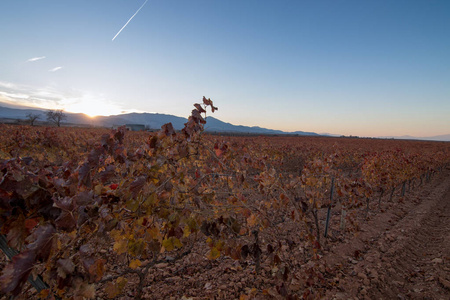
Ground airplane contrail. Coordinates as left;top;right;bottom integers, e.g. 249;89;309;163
112;0;149;41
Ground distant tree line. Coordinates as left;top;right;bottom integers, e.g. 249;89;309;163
26;113;40;126
46;110;66;127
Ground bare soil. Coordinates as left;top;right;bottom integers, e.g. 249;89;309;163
323;168;450;300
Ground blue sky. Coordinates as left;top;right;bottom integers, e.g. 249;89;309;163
0;0;449;137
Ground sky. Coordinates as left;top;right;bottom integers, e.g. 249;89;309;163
0;0;449;137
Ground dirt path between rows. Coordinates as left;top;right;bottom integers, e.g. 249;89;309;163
323;168;450;300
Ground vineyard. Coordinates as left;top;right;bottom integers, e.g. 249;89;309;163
1;98;449;299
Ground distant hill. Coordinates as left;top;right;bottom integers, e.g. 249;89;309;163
0;106;45;119
422;134;450;142
378;134;450;142
0;105;319;136
1;104;448;140
204;117;318;135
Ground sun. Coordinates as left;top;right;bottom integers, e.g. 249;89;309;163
64;96;124;117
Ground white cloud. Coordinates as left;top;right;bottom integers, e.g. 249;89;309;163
48;66;63;72
0;81;66;108
0;80;133;116
26;56;46;62
0;81;17;89
0;91;30;99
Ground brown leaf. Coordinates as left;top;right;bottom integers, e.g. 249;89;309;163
148;135;158;148
6;215;28;249
0;251;35;295
88;259;106;282
27;224;55;261
130;176;147;196
105;277;127;298
75;282;96;298
0;188;12;209
99;165;116;183
191;109;206;124
55;212;76;231
203;96;211;106
78;162;91;187
241;245;250;260
57;258;75;279
161;123;175;136
194;103;206;113
114;126;126;144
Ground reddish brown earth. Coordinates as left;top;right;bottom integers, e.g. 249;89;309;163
2;168;449;299
322;168;450;300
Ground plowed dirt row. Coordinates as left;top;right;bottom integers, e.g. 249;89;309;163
324;169;450;300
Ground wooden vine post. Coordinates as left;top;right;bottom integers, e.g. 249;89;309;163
324;177;335;238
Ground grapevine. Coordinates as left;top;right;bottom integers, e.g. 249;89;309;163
0;97;449;298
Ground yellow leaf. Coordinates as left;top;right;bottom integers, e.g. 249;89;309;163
162;237;182;252
126;199;139;212
129;259;142;269
208;247;220;260
162;237;174;251
173;237;183;248
38;289;50;299
215;239;224;251
109;229;121;239
105;277;128;299
147;226;160;240
128;239;146;256
113;238;128;255
137;217;145;226
183;224;191;238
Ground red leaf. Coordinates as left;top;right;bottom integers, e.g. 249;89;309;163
24;218;39;231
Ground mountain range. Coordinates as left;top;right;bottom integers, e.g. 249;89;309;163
0;104;318;136
0;104;449;141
